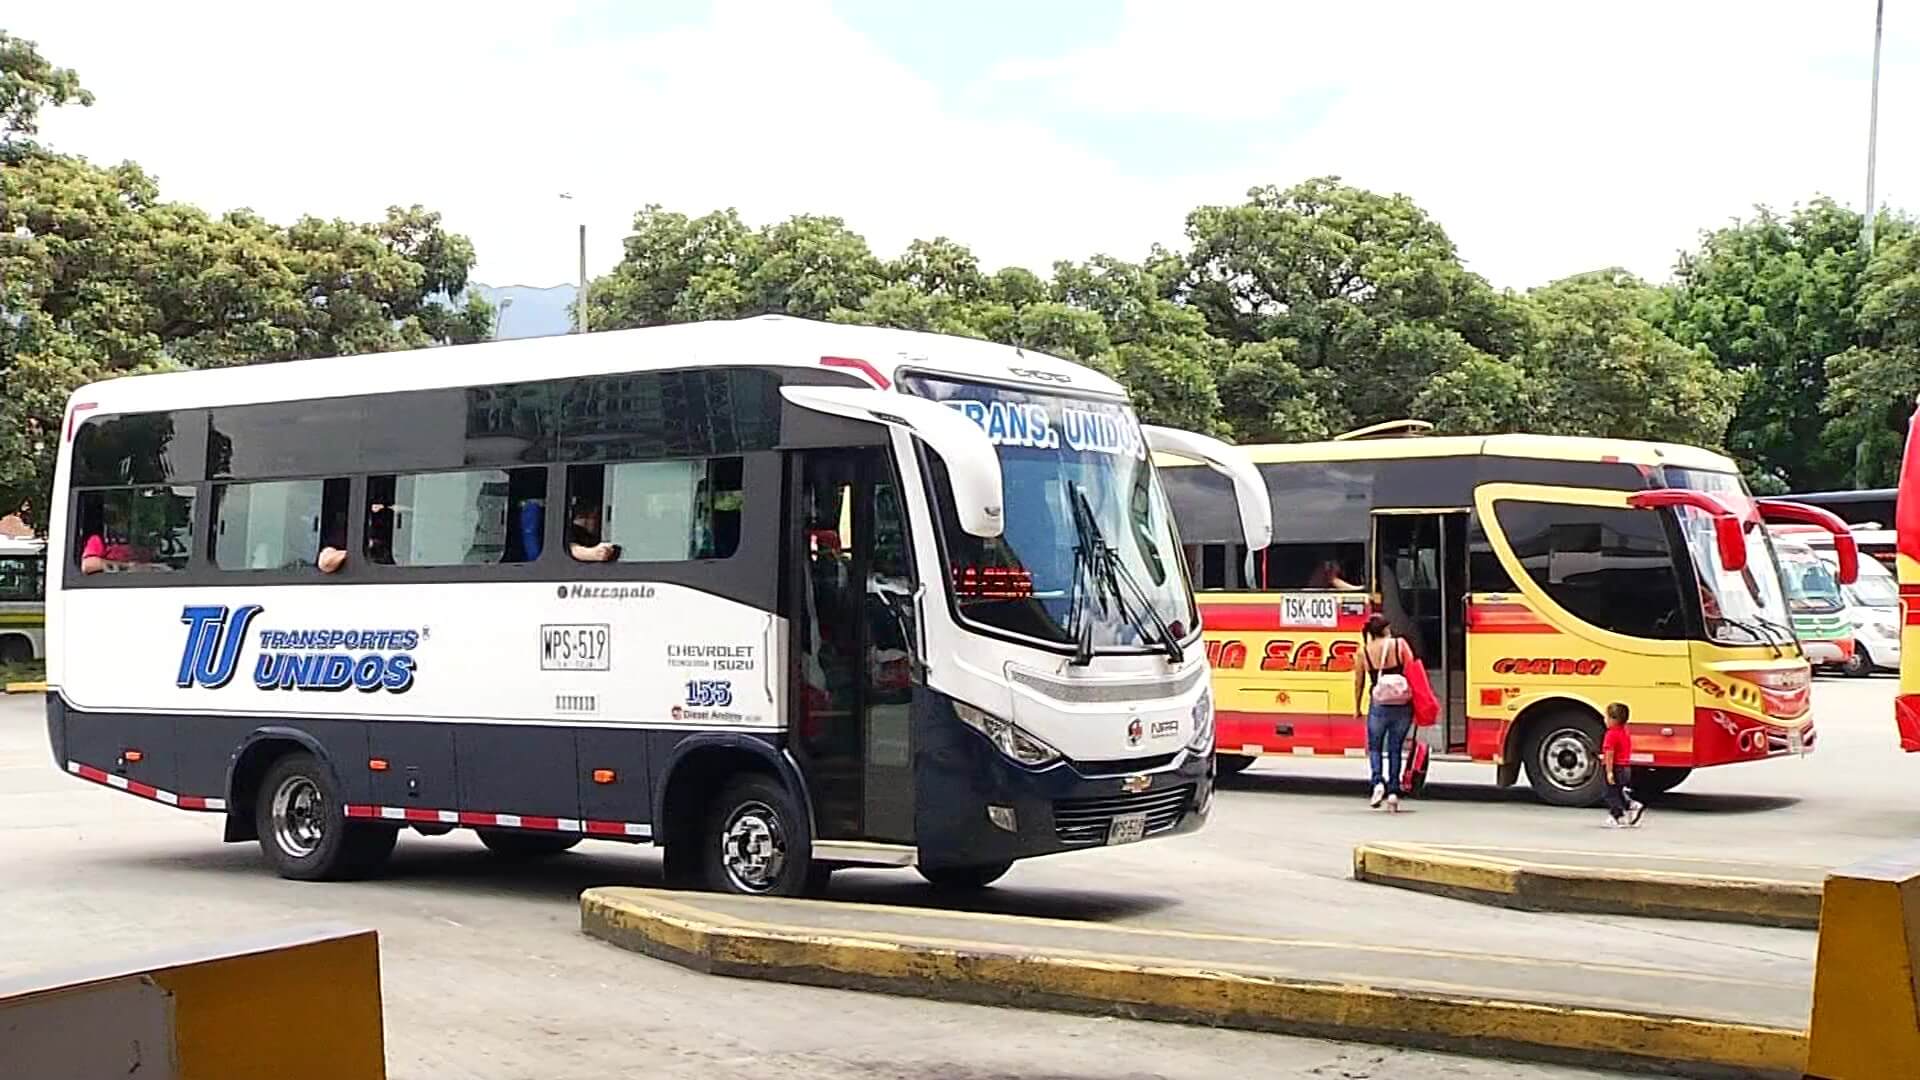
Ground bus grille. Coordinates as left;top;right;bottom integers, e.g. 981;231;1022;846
1053;785;1193;847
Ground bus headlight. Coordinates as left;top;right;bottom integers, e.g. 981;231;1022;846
1186;691;1215;754
953;702;1061;767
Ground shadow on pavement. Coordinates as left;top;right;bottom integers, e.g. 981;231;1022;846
103;837;1178;922
1219;770;1801;815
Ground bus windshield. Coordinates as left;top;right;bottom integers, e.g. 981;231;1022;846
1845;552;1898;607
1663;467;1796;646
903;374;1196;653
1777;543;1846;614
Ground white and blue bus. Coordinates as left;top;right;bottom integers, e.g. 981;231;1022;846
43;315;1269;894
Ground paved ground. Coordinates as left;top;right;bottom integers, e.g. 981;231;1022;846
1;676;1903;1078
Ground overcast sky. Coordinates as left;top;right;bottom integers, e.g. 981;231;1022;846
15;1;1913;290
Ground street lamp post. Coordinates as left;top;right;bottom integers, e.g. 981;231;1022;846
1864;0;1886;253
561;193;588;334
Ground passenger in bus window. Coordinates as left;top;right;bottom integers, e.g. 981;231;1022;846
1308;559;1359;590
568;502;618;562
317;513;348;574
79;532;108;575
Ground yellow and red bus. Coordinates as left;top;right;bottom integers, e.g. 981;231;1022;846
1894;401;1920;753
1160;431;1857;805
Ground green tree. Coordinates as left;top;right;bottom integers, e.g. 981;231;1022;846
1658;199;1901;489
1183;177;1518;425
1823;232;1920;488
1523;271;1742;448
0;31;91;154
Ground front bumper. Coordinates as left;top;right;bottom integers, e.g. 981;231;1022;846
1802;639;1853;666
912;692;1211;869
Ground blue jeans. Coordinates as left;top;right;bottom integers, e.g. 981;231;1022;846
1367;702;1414;790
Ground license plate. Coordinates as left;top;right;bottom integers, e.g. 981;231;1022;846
1107;812;1148;845
1281;594;1339;628
1789;727;1804;755
540;624;610;671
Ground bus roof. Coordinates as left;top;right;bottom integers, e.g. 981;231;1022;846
0;537;45;555
1157;432;1736;473
64;315;1122;416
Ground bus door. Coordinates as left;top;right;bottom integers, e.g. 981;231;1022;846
1372;510;1470;749
790;448;918;844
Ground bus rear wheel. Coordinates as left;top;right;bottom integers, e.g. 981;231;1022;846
1522;713;1606;807
256;752;396;881
477;829;581;859
702;774;816;897
1843;647;1875;678
1215;753;1257;778
919;861;1013;890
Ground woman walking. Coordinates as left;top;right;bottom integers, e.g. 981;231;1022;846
1354;614;1416;811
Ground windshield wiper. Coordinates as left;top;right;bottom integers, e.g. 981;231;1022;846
1717;615;1784;657
1066;484;1107;667
1071;485;1185;665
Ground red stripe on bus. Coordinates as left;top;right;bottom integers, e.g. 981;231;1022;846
65;761;226;812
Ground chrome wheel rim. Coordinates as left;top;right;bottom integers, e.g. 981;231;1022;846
271;775;326;858
1542;727;1596;791
720;800;786;893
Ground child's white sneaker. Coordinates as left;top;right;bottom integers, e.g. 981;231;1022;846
1370;783;1386;808
1604;817;1623;828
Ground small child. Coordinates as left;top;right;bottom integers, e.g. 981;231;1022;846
1602;702;1646;828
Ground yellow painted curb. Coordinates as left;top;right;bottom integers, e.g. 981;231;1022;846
3;680;46;694
1353;842;1822;929
580;888;1805;1078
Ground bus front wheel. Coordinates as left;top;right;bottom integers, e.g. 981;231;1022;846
702;774;816;897
1630;767;1691;800
1522;713;1606;808
1215;753;1257;778
919;861;1013;890
256;752;396;881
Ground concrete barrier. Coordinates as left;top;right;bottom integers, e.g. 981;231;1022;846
0;924;385;1079
582;887;1805;1078
1806;846;1920;1079
1353;842;1823;929
2;680;46;694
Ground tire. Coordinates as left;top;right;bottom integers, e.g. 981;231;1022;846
1215;753;1257;778
255;752;396;881
1522;712;1607;807
701;773;816;897
477;829;581;859
0;635;31;664
1629;766;1691;800
1843;646;1874;679
918;861;1013;890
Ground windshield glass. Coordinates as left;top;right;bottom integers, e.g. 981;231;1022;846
1776;542;1846;614
1844;554;1898;607
902;374;1197;652
1663;467;1796;646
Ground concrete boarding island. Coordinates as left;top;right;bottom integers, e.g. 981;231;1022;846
1352;841;1826;928
580;887;1806;1077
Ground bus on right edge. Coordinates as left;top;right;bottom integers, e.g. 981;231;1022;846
1895;399;1920;753
1160;429;1858;806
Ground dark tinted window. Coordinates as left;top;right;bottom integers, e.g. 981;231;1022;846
1468;516;1519;593
560;369;780;461
1493;501;1685;639
73;411;207;486
209;399;373;479
1262;542;1367;590
465;382;558;465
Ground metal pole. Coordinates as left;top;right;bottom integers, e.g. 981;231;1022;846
1864;0;1886;253
577;223;589;334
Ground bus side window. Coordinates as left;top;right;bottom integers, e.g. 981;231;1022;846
1259;542;1367;590
364;468;544;567
565;457;743;563
74;486;195;575
1493;501;1686;640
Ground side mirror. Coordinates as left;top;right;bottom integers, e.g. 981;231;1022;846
1142;425;1273;551
781;386;1004;538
